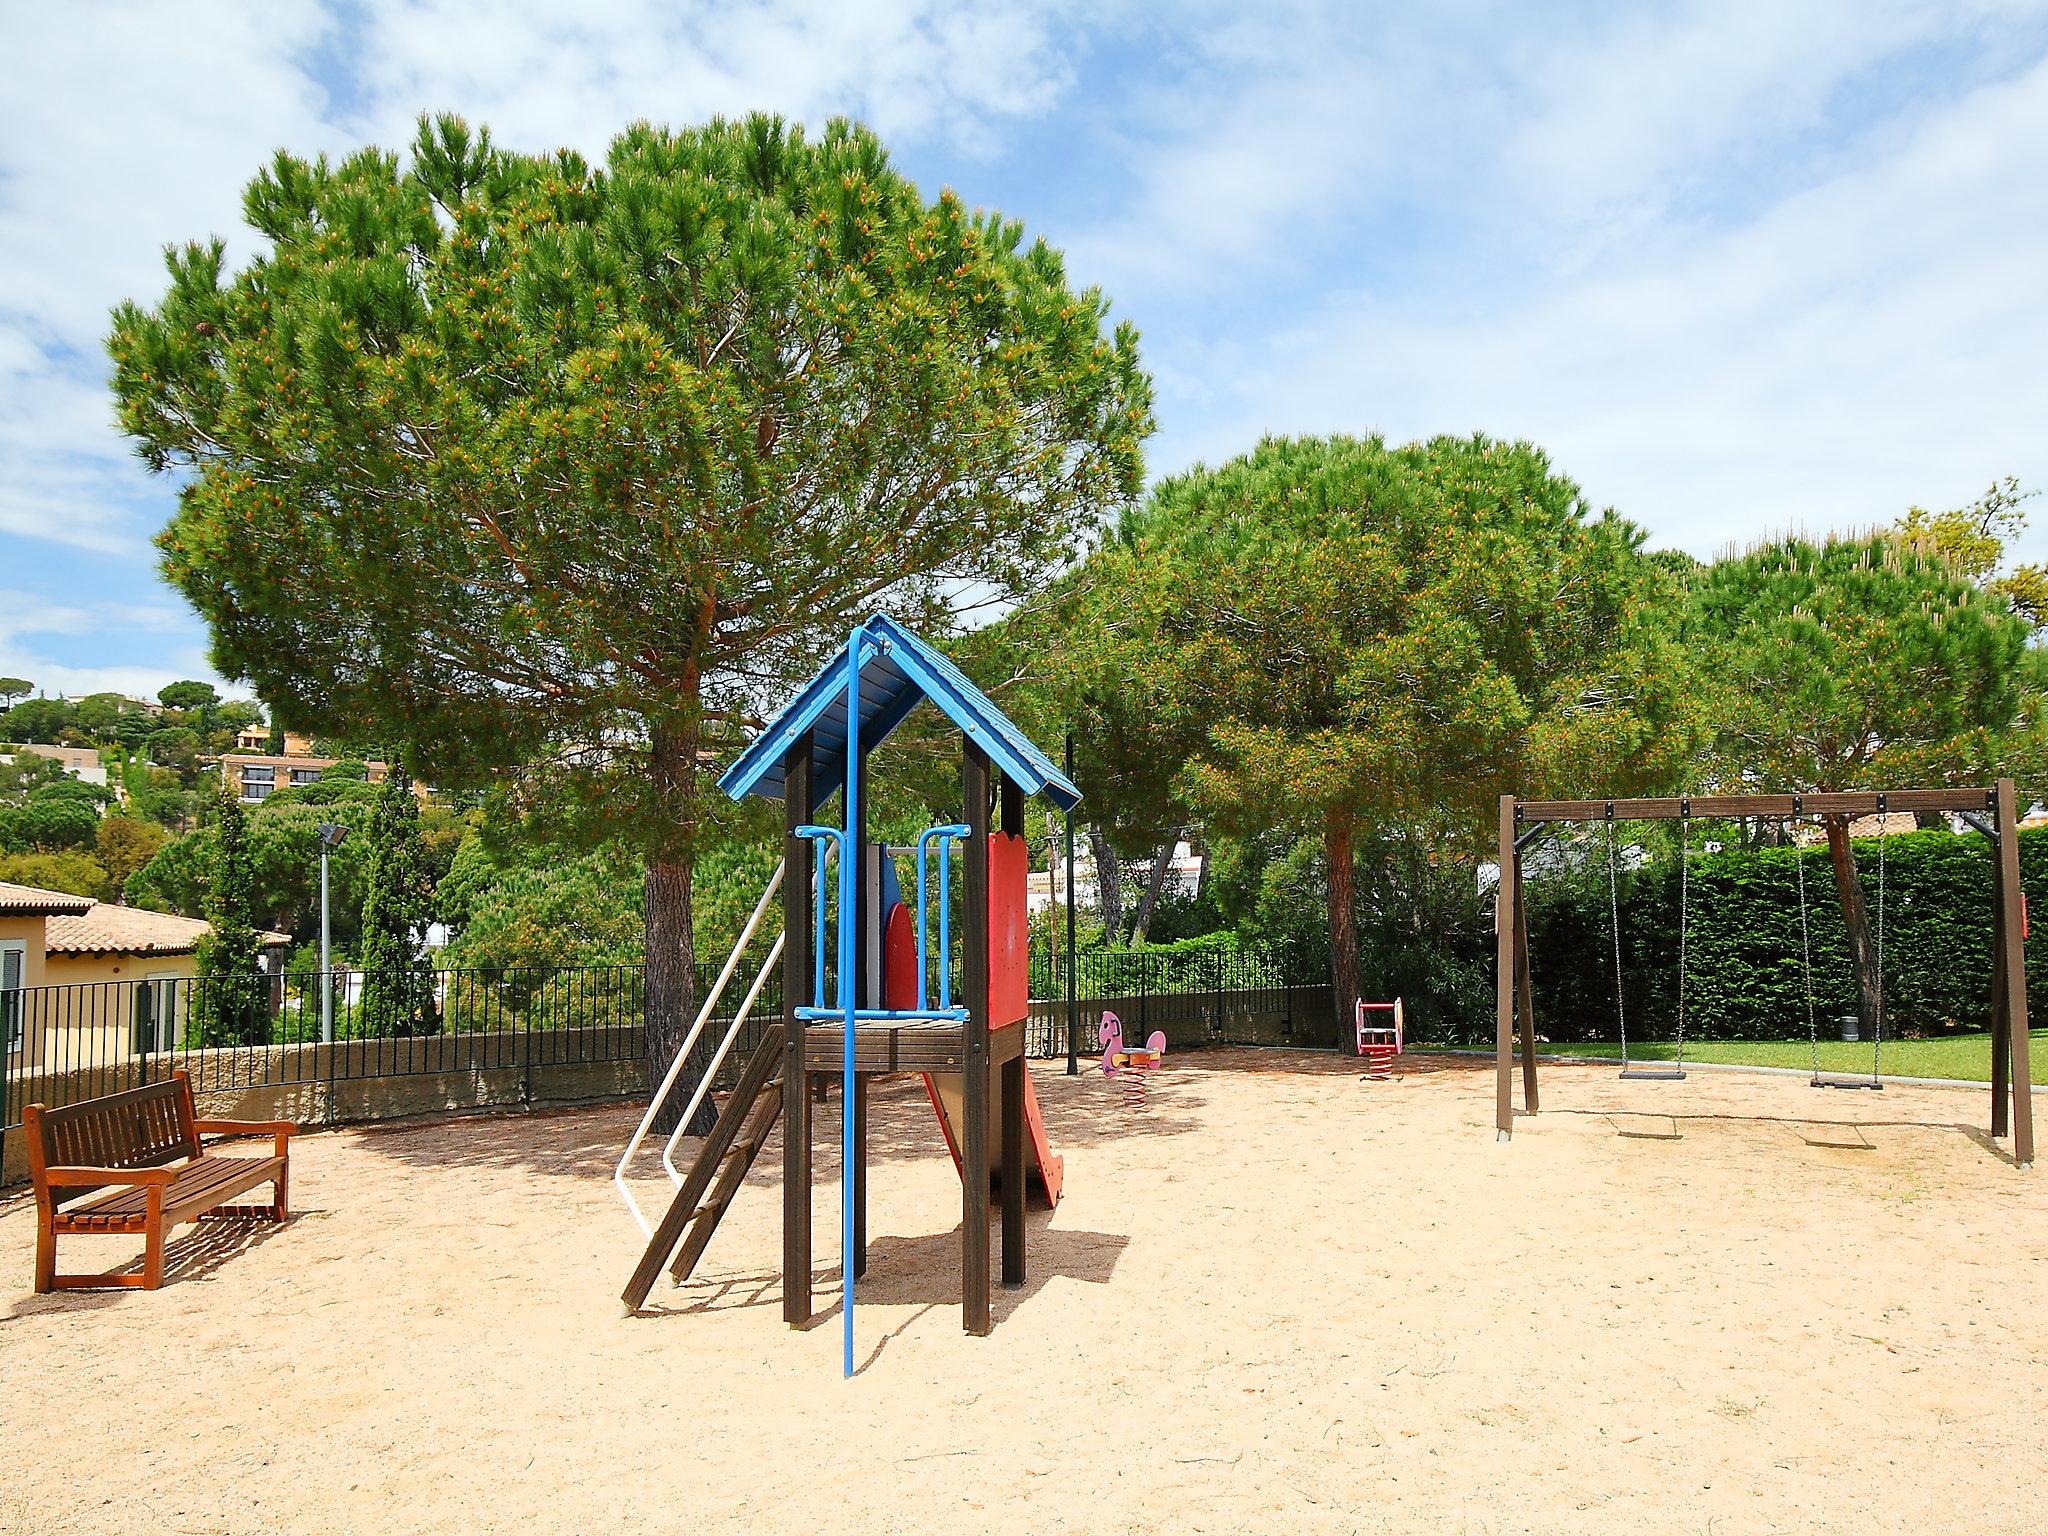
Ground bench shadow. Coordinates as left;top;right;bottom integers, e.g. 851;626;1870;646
4;1213;304;1318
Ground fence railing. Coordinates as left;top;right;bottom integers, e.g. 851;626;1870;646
1;963;780;1135
2;949;1333;1181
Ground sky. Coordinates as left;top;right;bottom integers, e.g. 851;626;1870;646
4;0;2048;702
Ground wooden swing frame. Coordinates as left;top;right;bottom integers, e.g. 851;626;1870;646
1493;780;2034;1169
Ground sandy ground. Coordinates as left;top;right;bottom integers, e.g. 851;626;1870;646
2;1051;2045;1536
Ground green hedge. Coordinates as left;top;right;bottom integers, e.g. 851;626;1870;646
1525;826;2048;1042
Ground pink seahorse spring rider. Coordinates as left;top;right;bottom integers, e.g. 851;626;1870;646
1099;1011;1167;1108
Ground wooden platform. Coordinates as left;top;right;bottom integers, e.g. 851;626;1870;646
800;1019;1025;1074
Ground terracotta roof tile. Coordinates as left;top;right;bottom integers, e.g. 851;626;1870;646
43;902;292;957
0;880;95;916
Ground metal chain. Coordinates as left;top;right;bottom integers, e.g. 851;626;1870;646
1873;805;1887;1085
1675;809;1689;1066
1796;814;1820;1083
1606;816;1628;1065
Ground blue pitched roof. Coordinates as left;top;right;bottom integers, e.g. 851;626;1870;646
717;614;1081;813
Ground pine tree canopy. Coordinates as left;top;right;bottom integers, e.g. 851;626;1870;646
107;111;1153;864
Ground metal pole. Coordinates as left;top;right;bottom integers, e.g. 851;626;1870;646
840;627;861;1378
320;847;333;1045
1065;731;1078;1076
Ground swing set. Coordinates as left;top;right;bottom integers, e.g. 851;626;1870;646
1494;782;2035;1169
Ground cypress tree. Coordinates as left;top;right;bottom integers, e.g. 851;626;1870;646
194;788;267;1046
358;769;437;1036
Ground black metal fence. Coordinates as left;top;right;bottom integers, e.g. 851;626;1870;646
1;962;780;1140
3;948;1332;1182
1025;946;1337;1057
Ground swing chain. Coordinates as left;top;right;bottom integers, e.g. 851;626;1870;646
1873;794;1887;1086
1605;811;1627;1067
1795;802;1821;1084
1675;802;1689;1064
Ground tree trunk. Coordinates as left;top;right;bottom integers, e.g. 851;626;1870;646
1822;813;1884;1037
1325;809;1360;1051
1130;832;1178;944
645;721;704;1135
1088;828;1123;942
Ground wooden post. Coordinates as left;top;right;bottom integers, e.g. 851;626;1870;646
1514;846;1538;1115
853;1074;868;1278
1001;1054;1026;1287
1995;779;2033;1168
999;770;1026;1289
781;735;814;1326
962;740;992;1333
849;752;869;1282
1495;796;1517;1138
1990;831;2011;1140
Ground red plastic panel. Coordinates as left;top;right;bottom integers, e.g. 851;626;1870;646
882;901;918;1011
987;832;1029;1028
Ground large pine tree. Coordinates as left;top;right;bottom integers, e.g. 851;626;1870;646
108;113;1150;1123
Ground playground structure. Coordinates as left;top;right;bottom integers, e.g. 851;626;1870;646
1098;1010;1166;1107
1493;783;2036;1168
1354;997;1403;1081
617;615;1078;1375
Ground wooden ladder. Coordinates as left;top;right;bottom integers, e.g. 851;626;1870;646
621;1024;785;1313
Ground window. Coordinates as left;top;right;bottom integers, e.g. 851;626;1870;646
1;940;23;1054
133;972;181;1055
240;764;274;802
290;768;320;785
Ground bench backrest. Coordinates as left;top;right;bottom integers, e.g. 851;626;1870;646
25;1071;199;1198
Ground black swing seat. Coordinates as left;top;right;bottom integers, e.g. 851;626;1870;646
1619;1066;1686;1081
1812;1077;1883;1091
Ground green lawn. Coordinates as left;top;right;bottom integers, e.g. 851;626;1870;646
1448;1031;2048;1084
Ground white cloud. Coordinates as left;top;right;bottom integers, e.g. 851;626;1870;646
0;0;1095;566
1161;44;2048;555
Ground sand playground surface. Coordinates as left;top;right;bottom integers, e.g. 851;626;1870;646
3;1050;2045;1536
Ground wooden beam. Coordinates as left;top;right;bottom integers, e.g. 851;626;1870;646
962;739;993;1333
1515;788;1994;822
1000;772;1024;838
1995;778;2033;1168
781;733;814;1327
1495;795;1516;1138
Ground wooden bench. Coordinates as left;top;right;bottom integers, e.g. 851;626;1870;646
24;1070;295;1292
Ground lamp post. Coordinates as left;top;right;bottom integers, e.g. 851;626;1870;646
316;822;348;1044
1065;732;1078;1076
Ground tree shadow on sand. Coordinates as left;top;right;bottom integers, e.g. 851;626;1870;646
1542;1105;2024;1167
635;1208;1129;1372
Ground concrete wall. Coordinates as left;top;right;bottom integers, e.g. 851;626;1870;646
3;1024;648;1184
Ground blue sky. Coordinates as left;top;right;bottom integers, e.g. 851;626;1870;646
4;0;2048;701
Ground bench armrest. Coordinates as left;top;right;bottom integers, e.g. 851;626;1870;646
43;1166;176;1188
194;1119;298;1137
194;1120;295;1159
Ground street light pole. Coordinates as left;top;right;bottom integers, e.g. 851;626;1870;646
1065;731;1078;1077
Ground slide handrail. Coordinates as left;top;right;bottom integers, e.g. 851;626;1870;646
613;849;831;1240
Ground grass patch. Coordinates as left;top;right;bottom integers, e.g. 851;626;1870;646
1434;1031;2048;1084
